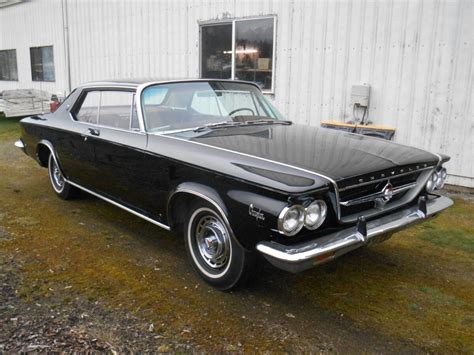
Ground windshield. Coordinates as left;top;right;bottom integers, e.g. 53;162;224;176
141;81;285;133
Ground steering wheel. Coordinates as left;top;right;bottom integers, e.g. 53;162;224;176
228;107;255;116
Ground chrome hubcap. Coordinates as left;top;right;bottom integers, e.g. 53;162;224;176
50;157;64;191
195;215;230;269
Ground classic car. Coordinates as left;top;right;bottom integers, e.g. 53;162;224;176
15;79;453;290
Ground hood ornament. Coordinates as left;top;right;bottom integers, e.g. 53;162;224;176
382;182;394;202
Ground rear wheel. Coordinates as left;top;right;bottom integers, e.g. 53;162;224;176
47;154;77;200
184;200;256;290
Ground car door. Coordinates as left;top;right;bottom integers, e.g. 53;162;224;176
91;90;149;210
55;90;100;189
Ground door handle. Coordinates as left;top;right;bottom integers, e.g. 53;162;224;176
88;128;100;136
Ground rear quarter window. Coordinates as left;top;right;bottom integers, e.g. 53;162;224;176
75;91;100;124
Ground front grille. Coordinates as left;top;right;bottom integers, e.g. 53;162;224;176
337;167;431;221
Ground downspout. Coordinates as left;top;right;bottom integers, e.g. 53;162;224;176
61;0;72;93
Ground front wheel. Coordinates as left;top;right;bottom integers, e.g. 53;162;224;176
184;201;256;290
48;153;77;200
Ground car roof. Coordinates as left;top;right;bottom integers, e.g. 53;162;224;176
78;78;261;89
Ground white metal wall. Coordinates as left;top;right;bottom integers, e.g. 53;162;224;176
1;0;472;187
0;0;66;94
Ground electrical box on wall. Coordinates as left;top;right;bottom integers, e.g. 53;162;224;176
351;84;370;107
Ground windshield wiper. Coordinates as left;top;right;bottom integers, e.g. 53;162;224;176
193;118;292;133
242;118;292;126
193;121;243;133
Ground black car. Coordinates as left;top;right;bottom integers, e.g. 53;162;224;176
15;79;453;290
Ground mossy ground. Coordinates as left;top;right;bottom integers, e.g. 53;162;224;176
1;119;473;352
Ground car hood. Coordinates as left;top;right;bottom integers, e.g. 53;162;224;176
178;123;439;182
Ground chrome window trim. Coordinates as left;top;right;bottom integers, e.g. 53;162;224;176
136;79;262;133
77;84;138;90
67;112;146;136
68;86;146;134
95;124;147;135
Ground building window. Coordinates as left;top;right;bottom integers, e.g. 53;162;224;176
201;24;232;80
0;49;18;81
30;46;55;82
200;16;275;92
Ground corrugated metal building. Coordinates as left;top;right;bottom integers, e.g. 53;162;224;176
0;0;472;187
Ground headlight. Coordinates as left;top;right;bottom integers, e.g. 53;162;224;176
304;200;327;230
436;168;447;189
426;167;448;192
278;205;305;236
426;172;437;193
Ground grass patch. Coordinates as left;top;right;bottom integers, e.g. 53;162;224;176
0;116;21;140
418;227;474;253
416;198;474;254
417;286;466;307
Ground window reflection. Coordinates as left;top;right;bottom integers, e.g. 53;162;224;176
234;18;274;91
30;46;55;82
201;24;232;79
200;17;275;92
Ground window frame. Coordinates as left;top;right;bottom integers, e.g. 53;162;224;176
71;90;101;125
30;45;56;82
0;49;18;81
70;87;144;134
199;15;277;94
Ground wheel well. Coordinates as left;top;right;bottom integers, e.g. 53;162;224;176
168;193;205;233
37;144;51;167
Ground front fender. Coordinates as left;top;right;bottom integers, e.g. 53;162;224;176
167;182;230;222
167;181;288;250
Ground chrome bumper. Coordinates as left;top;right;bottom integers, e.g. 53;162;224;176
256;195;453;273
14;139;26;153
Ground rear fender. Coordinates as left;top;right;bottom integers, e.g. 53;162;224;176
36;139;65;176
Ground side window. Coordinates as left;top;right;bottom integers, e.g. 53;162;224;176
75;91;100;124
99;91;134;130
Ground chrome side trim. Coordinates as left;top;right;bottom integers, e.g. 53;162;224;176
157;134;342;219
37;140;65;176
434;152;443;166
168;187;233;233
257;195;453;273
67;180;171;231
167;187;246;249
340;182;417;207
